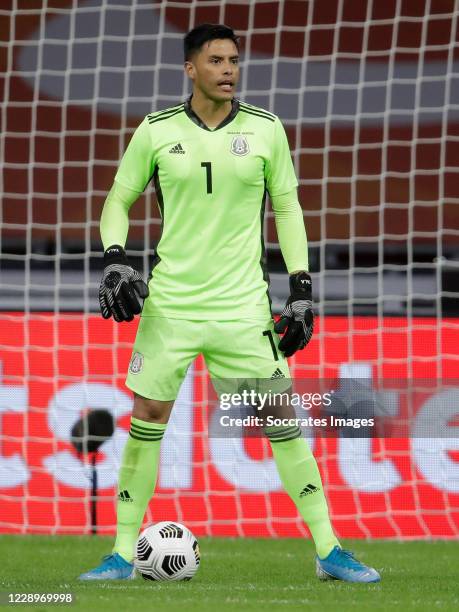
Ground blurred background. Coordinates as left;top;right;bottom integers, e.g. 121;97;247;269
0;0;458;538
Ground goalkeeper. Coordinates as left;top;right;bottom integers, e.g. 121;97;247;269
79;23;380;583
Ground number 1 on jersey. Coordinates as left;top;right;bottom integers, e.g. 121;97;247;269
201;162;212;194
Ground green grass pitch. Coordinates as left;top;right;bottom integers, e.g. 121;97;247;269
1;536;458;611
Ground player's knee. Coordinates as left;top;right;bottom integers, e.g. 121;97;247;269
132;393;174;424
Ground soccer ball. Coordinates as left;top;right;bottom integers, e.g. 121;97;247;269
134;522;200;581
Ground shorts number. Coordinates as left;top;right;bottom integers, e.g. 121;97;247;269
201;162;212;194
263;329;279;361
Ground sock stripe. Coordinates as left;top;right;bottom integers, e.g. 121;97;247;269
129;431;163;440
270;436;300;443
129;431;164;442
266;426;302;442
267;425;298;434
130;419;166;440
130;422;166;434
130;425;165;436
130;418;166;431
265;425;299;437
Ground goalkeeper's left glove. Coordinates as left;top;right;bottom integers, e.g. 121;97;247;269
274;271;314;357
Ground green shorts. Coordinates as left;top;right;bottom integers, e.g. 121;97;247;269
125;316;291;401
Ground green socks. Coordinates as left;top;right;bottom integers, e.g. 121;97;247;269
113;417;166;562
113;420;338;561
267;427;340;559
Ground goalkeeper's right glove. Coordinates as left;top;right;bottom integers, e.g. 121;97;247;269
98;245;149;322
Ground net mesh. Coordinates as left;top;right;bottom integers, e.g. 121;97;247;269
1;0;458;537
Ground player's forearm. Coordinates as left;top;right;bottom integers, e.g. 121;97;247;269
271;189;309;273
100;180;140;250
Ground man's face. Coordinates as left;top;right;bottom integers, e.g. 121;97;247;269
185;38;239;102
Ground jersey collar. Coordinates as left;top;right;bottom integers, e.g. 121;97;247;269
184;95;240;131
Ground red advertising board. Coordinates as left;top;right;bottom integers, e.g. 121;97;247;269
0;314;458;538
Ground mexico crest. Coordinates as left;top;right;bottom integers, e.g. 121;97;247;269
230;135;250;156
129;351;144;374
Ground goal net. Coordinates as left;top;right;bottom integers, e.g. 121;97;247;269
1;0;458;538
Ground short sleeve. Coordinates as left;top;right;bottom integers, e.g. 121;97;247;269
114;116;156;192
265;117;298;197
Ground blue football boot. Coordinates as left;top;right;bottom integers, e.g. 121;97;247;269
316;546;381;583
78;553;135;581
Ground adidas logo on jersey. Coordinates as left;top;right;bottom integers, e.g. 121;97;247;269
271;368;285;379
169;143;185;154
299;484;319;498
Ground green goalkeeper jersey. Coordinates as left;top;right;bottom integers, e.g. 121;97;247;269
114;97;298;320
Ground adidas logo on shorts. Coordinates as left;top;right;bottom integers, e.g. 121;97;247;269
271;368;285;379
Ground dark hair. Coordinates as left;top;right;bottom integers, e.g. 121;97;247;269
184;23;239;61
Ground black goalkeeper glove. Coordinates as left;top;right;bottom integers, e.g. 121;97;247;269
98;245;149;322
274;271;314;357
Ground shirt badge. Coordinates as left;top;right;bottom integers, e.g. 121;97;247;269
230;135;250;156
